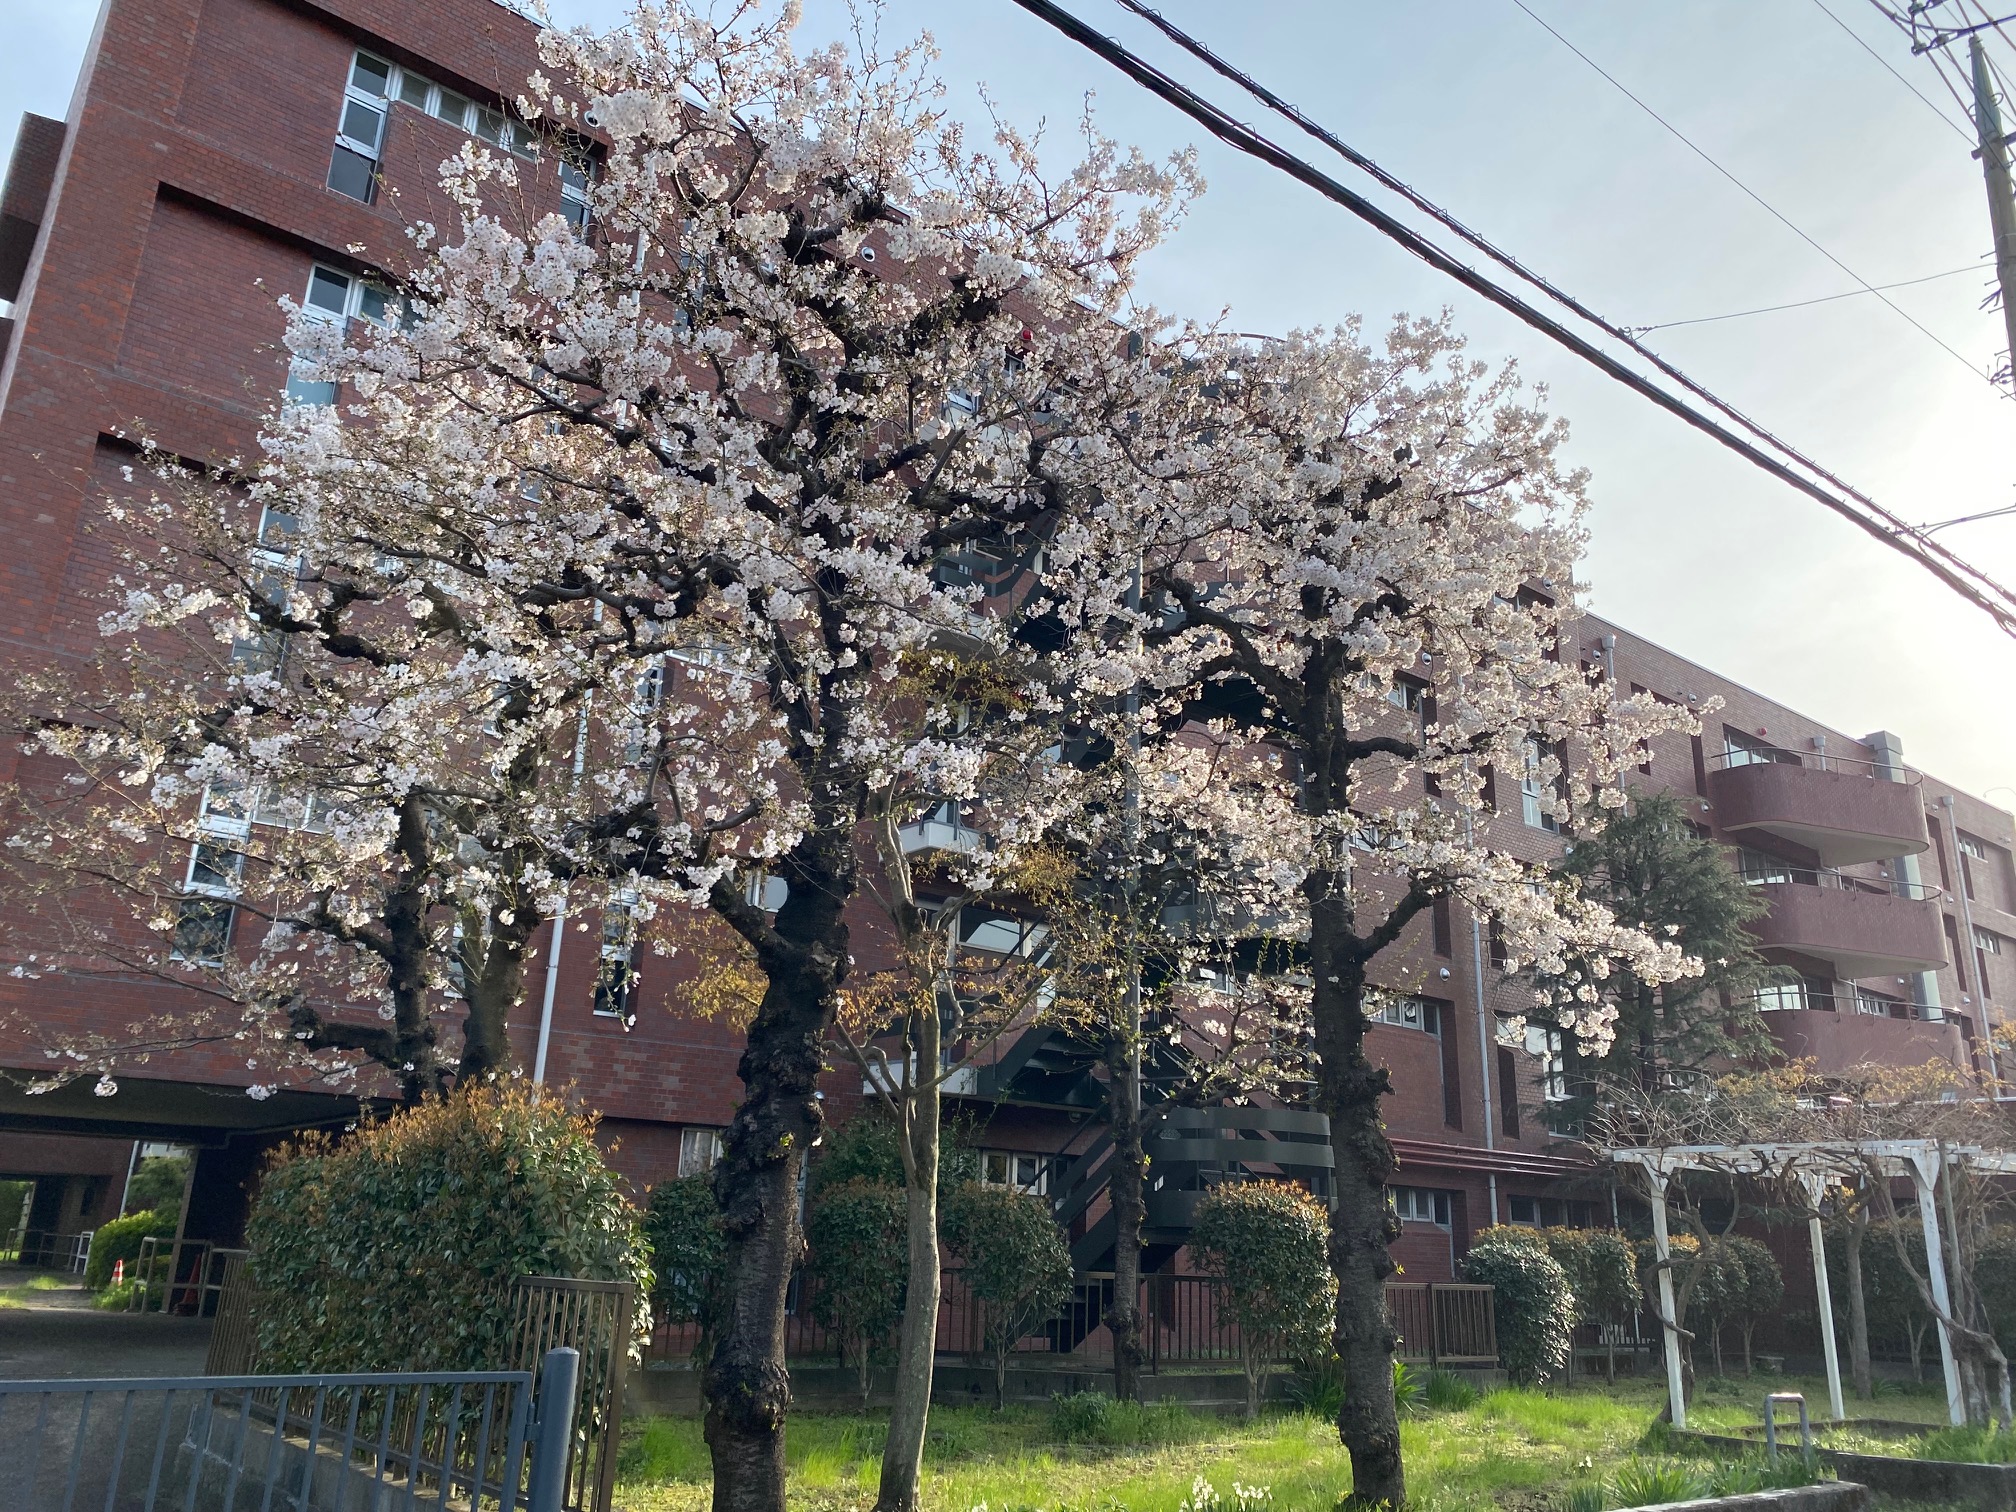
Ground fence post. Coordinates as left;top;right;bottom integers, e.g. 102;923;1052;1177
529;1348;582;1512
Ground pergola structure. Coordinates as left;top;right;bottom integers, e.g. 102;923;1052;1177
1607;1140;2016;1430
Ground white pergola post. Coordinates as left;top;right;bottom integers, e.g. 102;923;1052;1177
1647;1164;1687;1429
1802;1173;1846;1422
1908;1149;1967;1426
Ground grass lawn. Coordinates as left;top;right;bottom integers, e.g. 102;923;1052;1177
616;1372;1947;1512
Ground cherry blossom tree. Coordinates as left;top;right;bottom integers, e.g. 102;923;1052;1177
1043;316;1699;1506
198;4;1203;1506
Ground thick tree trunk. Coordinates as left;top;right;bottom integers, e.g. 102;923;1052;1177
1844;1208;1873;1400
704;831;853;1512
1316;962;1404;1508
462;903;533;1084
875;1005;942;1512
1106;1038;1147;1404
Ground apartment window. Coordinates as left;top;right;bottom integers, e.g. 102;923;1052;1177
1390;1186;1452;1227
328;52;391;201
288;265;398;405
1520;736;1564;833
1723;728;1799;768
1977;927;2003;956
959;909;1050;959
1524;1023;1567;1100
1753;981;1809;1013
593;894;641;1021
1975;926;2002;1003
678;1127;723;1178
170;843;242;965
560;160;593;231
1387;677;1426;716
980;1151;1048;1195
1371;996;1439;1035
624;659;665;764
1958;833;1995;904
1960;835;1990;862
1855;986;1910;1019
1737;847;1795;886
1507;1194;1541;1227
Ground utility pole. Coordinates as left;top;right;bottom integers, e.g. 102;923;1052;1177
1968;36;2016;385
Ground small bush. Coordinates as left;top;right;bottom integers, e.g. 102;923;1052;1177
1423;1368;1481;1411
1706;1454;1822;1495
1563;1483;1604;1512
642;1175;725;1356
1392;1359;1427;1415
1287;1355;1343;1420
1607;1458;1709;1509
84;1209;176;1290
1460;1237;1576;1385
941;1181;1073;1409
247;1085;647;1373
1191;1181;1335;1417
805;1178;909;1407
1046;1391;1199;1446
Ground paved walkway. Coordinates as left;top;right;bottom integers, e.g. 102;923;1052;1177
0;1274;210;1380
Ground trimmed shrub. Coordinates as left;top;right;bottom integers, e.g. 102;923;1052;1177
1190;1180;1335;1417
942;1181;1073;1409
84;1209;176;1290
642;1175;726;1359
247;1085;647;1373
1460;1237;1576;1384
805;1178;909;1406
1541;1227;1639;1380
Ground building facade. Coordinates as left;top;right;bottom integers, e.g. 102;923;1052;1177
1;0;2010;1281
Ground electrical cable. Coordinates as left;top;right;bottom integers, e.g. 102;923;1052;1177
1631;263;1986;331
1507;0;1999;394
1808;0;1974;138
1004;0;2016;638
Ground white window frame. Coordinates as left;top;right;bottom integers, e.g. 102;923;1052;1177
1524;1023;1567;1100
1753;981;1809;1014
594;891;641;1019
1390;1186;1452;1228
678;1127;724;1178
1959;834;1990;862
1976;926;2003;955
1371;996;1437;1034
979;1150;1048;1196
1520;735;1563;833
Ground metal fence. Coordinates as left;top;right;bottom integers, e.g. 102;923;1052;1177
129;1237;236;1316
202;1263;628;1512
12;1231;93;1273
507;1277;631;1512
0;1349;584;1512
643;1272;1498;1373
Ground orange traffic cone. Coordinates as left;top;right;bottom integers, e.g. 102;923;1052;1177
112;1258;124;1286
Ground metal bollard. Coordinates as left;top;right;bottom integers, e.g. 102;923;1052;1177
1763;1391;1812;1464
528;1347;582;1512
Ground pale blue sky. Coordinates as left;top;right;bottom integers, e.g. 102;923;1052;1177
6;0;2015;799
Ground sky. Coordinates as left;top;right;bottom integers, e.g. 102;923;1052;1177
4;0;2015;800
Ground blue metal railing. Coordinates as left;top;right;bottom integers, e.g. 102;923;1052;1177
0;1349;579;1512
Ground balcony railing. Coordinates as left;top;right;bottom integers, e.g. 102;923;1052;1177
1708;750;1930;866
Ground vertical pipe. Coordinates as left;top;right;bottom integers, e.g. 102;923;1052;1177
534;697;594;1086
1648;1167;1686;1429
528;1348;582;1512
1805;1176;1846;1421
1909;1151;1967;1425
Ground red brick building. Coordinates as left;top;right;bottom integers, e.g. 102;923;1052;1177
0;0;2009;1282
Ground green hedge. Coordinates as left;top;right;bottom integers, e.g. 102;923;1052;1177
85;1209;177;1290
1461;1237;1576;1384
246;1084;648;1373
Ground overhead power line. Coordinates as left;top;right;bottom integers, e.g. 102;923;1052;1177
1507;0;1999;394
1631;263;1986;332
1002;0;2016;639
1806;0;1975;139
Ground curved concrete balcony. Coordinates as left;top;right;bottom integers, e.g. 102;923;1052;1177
1708;754;1929;866
1763;1007;1967;1077
1748;874;1947;981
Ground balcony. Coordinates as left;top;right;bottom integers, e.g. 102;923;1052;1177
1746;871;1947;981
1708;752;1929;866
1763;1006;1967;1077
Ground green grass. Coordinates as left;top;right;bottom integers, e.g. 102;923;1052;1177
615;1380;1665;1512
614;1371;1973;1512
